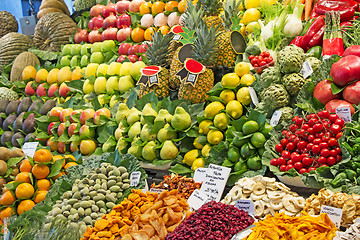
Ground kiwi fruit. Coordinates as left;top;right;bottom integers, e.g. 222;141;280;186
0;147;11;161
0;160;7;176
0;178;6;189
10;148;25;158
10;166;19;176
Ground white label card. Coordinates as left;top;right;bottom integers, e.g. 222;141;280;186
270;110;282;127
235;199;255;216
130;171;141;187
149;188;166;194
248;87;259;106
300;60;313;79
173;34;181;41
193;167;207;183
200;164;231;202
336;107;352;123
320;205;343;228
22;142;39;158
187;189;209;210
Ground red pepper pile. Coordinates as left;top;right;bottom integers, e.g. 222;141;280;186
271;111;345;174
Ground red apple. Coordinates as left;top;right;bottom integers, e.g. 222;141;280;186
117;55;127;63
25;81;36;96
101;27;118;41
49;107;63;119
57;122;66;136
68;123;78;137
47;137;58;152
129;0;145;12
93;108;111;125
79;125;95;138
80;109;96;125
138;43;148;53
88;16;104;30
116;28;132;42
128;55;139;63
115;1;130;14
116;14;131;28
128;45;141;55
47;83;58;98
57;142;67;154
60;108;73;123
118;43;132;55
89;30;102;43
139;54;147;61
36;83;47;97
74;29;89;43
103;3;116;18
103;15;117;29
80;140;97;155
70;141;80;153
70;109;82;123
59;82;70;98
48;122;56;135
90;4;105;17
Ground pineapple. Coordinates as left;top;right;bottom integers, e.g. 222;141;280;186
138;32;172;99
178;21;219;104
214;0;242;68
198;0;224;31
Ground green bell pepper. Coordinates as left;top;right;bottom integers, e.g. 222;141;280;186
331;172;347;187
346;169;357;182
307;46;322;59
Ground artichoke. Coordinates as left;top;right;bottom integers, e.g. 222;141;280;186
260;67;282;88
278;107;294;124
260;84;290;110
277;45;305;74
282;73;306;96
306;57;321;72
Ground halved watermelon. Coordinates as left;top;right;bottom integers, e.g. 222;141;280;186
184;59;205;74
140;66;161;76
171;25;184;34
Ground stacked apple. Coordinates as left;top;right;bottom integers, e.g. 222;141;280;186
117;42;147;63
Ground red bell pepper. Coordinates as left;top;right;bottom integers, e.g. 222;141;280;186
314;0;359;22
301;16;325;51
290;36;304;48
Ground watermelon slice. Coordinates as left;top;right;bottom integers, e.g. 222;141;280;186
171;25;184;34
140;66;161;76
184;59;205;74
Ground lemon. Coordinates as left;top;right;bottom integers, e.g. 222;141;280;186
235;62;250;77
201;144;212;157
182;149;200;166
226;100;243;119
240;74;255;86
237;87;252;105
192;158;205;170
204;101;225;119
193;137;204;149
221;73;240;88
207;130;224;145
245;0;260;9
220;89;236;104
242;8;261;24
214;112;229;130
239;24;246;36
260;0;276;7
199;120;213;135
245;21;260;34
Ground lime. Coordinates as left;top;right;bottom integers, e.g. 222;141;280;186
236;87;251;106
242;120;259;135
240;74;255;86
261;123;272;138
234;161;248;172
234;62;250;77
250;132;266;148
204;101;225;119
233;132;249;148
240;143;256;158
247;155;262;170
228;146;240;163
221;73;240;88
226;100;243;119
258;147;265;156
220;89;236;104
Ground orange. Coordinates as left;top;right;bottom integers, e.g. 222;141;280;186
64;162;77;171
19;160;32;173
144;27;156;41
15;183;34;199
2;181;13;194
52;155;65;168
33;149;52;163
165;1;178;11
17;200;35;215
159;25;170;35
178;0;186;13
139;2;152;15
14;172;31;184
32;164;50;180
35;68;48;83
0;191;16;206
22;66;37;82
131;27;145;43
51;171;66;181
34;191;48;203
0;207;14;220
37;179;51;191
152;1;166;14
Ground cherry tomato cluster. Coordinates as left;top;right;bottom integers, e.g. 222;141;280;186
249;51;274;68
271;110;345;174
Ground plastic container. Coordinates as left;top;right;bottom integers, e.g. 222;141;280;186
253;60;274;74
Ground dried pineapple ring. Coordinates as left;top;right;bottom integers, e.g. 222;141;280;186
262;195;270;203
280;209;297;217
254;201;264;217
266;183;278;191
253;175;263;183
222;194;232;204
237;178;254;188
242;188;253;195
261;177;276;185
253;182;266;195
293;197;305;209
230;188;243;200
242;192;251;199
250;192;264;201
263;203;275;217
282;195;298;213
268;191;285;201
275;182;291;192
269;200;283;211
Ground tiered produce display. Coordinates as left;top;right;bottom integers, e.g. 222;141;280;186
2;0;360;239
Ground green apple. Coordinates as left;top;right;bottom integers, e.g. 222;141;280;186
109;95;119;109
90;52;104;64
131;61;146;79
60;55;71;67
120;62;133;76
70;55;81;68
101;40;116;52
107;62;122;76
83;79;94;94
91;42;102;53
94;76;107;95
96;63;109;77
80;55;90;67
81;44;91;55
71;44;82;56
62;44;72;55
106;76;119;94
118;75;135;93
85;63;99;77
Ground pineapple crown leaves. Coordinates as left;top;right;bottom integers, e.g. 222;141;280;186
178;28;196;45
146;31;172;67
183;0;205;31
222;0;243;30
198;0;222;16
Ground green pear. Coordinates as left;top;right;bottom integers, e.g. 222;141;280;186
114;122;126;140
140;124;156;142
102;138;115;153
157;124;177;143
120;62;133;76
155;109;173;123
116;137;128;153
160;140;179;160
94;77;107;95
83;79;94;94
127;137;143;158
116;103;130;123
118;76;135;94
131;61;146;79
109;95;119;109
106;76;119;95
142;141;157;162
127;107;141;125
128;122;141;140
141;103;157;125
170;106;191;130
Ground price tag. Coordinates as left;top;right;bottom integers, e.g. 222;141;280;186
320;205;343;228
336;107;352;123
248;87;259;106
300;60;313;79
187;189;209;210
193;167;207;183
270;110;282;127
130;171;141;187
235;200;255;216
22;142;39;158
200;164;231;202
149;188;166;194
